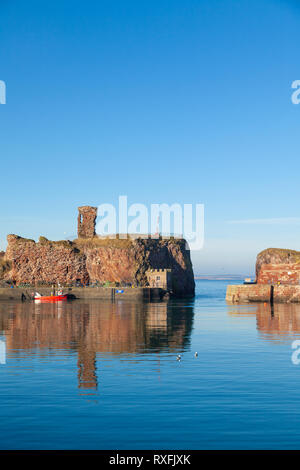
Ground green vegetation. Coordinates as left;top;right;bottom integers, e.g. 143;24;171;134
258;247;300;257
257;248;300;264
38;236;73;249
13;235;35;244
74;236;134;249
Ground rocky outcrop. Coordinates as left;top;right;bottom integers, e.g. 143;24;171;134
3;235;195;296
84;237;195;296
0;251;11;286
256;248;300;284
5;235;89;286
226;248;300;304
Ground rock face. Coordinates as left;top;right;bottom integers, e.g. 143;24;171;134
256;248;300;285
83;238;195;296
5;235;89;286
3;235;195;296
226;247;300;304
0;251;11;286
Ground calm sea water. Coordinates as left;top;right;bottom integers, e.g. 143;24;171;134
1;279;300;450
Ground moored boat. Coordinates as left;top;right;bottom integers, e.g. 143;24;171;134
34;294;67;302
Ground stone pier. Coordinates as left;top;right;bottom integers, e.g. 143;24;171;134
226;284;300;303
0;286;166;301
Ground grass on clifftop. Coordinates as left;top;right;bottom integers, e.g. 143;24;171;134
74;236;186;249
10;234;187;251
74;236;134;249
39;236;73;249
258;247;300;262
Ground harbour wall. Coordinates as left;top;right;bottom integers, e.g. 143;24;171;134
226;284;300;303
0;286;166;301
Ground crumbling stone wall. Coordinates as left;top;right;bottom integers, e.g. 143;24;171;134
5;235;89;285
257;263;300;285
0;205;195;295
77;206;97;239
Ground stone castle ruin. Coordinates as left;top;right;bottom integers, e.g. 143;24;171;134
77;206;97;239
0;206;195;297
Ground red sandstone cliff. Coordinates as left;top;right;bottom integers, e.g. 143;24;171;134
3;235;195;296
256;248;300;284
5;235;89;286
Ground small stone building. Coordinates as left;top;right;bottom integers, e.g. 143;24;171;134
146;269;172;290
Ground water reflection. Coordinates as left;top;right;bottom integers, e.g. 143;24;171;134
227;302;300;341
0;299;194;391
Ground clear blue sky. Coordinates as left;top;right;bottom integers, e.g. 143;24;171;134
1;0;300;274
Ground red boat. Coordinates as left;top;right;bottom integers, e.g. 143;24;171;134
34;294;67;302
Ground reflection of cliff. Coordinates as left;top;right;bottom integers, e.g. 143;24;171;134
227;303;300;340
0;299;194;390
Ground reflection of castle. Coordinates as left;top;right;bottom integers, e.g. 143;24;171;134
0;300;194;391
227;303;300;340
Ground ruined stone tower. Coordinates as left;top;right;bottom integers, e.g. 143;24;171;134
77;206;98;239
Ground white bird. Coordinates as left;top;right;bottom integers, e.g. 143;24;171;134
177;355;181;361
194;352;198;357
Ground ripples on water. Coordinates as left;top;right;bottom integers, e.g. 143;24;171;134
1;280;300;449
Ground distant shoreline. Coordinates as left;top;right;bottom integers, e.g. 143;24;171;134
194;275;251;281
